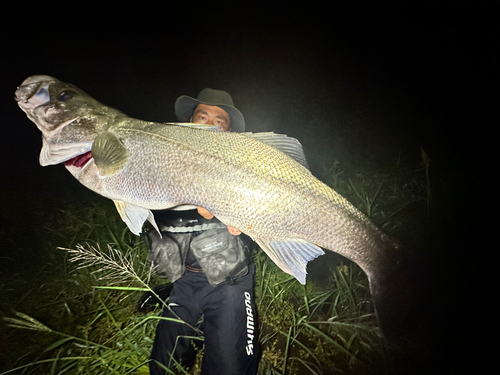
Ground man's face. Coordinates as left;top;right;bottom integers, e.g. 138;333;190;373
190;103;231;131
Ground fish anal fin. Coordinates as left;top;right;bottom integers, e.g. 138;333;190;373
113;200;160;236
256;239;325;284
92;131;128;176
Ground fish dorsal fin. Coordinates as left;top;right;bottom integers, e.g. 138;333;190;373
113;200;160;236
244;132;309;169
92;131;128;176
255;239;324;284
163;122;222;131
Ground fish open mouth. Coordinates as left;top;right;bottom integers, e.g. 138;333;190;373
64;151;92;168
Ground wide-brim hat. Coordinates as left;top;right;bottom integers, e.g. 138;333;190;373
174;88;245;132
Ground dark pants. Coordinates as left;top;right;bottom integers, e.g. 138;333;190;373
149;265;259;375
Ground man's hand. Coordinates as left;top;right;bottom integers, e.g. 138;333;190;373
197;206;242;236
227;226;242;236
197;206;214;220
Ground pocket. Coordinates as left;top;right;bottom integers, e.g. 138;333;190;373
190;228;249;285
190;228;231;258
145;231;184;280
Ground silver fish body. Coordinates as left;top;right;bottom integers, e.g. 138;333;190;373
16;75;410;338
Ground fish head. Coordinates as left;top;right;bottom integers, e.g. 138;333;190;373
15;75;121;167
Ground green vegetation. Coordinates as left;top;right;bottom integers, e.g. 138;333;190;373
0;151;431;374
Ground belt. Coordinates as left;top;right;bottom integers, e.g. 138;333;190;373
186;265;204;273
160;222;226;233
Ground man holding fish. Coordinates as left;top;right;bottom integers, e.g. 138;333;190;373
144;88;260;374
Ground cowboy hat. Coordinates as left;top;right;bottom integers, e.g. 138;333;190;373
174;88;245;132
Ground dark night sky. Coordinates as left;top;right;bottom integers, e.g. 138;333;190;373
2;6;492;213
0;4;495;371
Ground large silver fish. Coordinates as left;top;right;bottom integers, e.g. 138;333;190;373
15;75;410;338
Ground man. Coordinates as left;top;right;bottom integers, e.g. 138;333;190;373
145;88;260;375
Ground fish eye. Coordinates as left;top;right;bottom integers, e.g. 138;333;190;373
59;90;75;101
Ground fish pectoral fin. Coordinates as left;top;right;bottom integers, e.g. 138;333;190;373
255;239;325;284
243;132;310;169
92;131;128;176
113;200;160;236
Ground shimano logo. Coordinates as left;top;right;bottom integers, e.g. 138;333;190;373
244;291;255;355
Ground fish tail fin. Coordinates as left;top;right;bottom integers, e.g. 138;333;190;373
369;260;414;340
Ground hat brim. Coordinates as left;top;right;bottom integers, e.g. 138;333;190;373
174;95;245;132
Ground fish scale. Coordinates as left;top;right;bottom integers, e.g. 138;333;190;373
15;75;412;339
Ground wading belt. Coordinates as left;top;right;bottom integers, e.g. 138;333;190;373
159;222;226;233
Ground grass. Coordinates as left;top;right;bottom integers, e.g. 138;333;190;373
0;150;432;374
